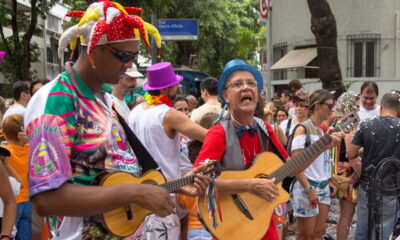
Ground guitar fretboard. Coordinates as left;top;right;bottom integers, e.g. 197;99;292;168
269;134;332;183
160;175;196;192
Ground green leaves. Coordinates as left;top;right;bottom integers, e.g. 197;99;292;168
0;0;57;83
131;0;263;77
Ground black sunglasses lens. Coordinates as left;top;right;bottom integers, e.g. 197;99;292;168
115;51;138;63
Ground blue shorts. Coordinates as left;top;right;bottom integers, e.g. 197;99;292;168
290;180;331;217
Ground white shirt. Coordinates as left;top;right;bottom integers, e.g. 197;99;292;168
128;104;181;179
190;103;223;124
3;104;25;120
358;105;380;121
279;119;297;137
111;95;131;122
291;134;331;181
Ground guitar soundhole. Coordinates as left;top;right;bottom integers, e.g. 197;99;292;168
256;174;269;179
142;179;158;185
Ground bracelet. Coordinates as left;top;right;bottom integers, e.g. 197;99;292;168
0;234;14;240
303;186;313;194
303;186;314;194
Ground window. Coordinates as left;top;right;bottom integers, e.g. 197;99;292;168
347;34;380;77
47;15;60;32
273;42;287;80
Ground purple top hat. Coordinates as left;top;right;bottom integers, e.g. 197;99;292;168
143;62;183;90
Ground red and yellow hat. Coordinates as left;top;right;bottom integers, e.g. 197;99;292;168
58;0;162;65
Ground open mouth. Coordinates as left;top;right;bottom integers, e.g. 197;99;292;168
240;95;253;104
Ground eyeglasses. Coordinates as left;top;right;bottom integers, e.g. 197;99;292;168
226;80;257;89
103;44;139;63
320;102;335;110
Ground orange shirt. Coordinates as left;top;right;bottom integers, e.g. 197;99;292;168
178;194;204;230
4;144;30;203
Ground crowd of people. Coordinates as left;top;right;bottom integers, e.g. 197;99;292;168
1;1;400;240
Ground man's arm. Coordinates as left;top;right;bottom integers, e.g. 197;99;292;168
345;130;361;160
32;182;176;218
163;109;207;141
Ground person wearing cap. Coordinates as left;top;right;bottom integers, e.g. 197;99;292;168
279;91;310;144
128;62;208;239
23;1;210;239
111;64;143;121
0;146;18;240
193;60;343;239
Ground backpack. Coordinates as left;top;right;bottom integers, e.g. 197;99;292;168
282;123;311;192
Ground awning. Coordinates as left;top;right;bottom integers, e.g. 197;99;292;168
271;48;317;70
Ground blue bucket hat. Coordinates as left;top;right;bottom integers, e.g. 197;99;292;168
218;59;263;105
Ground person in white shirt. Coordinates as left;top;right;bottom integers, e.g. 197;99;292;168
357;81;380;121
3;81;31;120
190;77;224;123
111;64;143;121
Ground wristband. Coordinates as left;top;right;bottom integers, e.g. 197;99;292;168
0;234;14;240
303;186;313;194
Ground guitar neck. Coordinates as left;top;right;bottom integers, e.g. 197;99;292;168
160;175;195;192
270;134;332;183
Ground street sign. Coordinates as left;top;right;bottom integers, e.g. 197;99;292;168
157;19;198;41
259;0;270;19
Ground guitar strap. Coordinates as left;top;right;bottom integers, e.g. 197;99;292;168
112;106;159;172
254;118;287;163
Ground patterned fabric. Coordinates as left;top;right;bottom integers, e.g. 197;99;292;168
290;181;331;218
25;65;142;239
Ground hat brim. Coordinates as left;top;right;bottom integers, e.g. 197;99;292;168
142;74;183;91
291;96;308;103
125;71;144;78
218;64;263;105
0;147;10;157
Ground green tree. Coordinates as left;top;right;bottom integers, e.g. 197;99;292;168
0;0;57;83
121;0;262;77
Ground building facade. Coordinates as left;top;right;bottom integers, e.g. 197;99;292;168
267;0;400;97
0;0;68;87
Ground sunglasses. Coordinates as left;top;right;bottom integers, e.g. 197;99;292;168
320;102;335;110
103;44;139;63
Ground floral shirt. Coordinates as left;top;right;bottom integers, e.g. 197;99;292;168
25;65;141;239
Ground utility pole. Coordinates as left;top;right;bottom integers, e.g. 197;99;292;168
265;6;272;101
151;13;158;64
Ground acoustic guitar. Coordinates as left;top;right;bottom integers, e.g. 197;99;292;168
197;113;359;240
96;160;220;237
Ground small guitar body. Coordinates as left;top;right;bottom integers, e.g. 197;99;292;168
198;152;289;240
95;160;219;237
99;170;166;237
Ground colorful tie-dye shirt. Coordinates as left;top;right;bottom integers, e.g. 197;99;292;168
25;68;142;239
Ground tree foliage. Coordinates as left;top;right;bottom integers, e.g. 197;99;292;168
0;0;57;83
120;0;263;77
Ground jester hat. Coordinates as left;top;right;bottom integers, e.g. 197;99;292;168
58;0;162;64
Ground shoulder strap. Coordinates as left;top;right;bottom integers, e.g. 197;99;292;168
112;106;159;172
254;117;287;163
285;119;292;137
286;123;311;155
